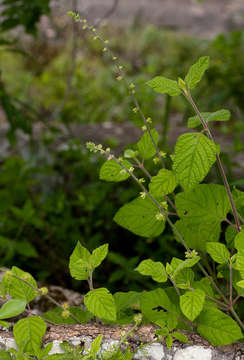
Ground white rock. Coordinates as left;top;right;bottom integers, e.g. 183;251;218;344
48;340;65;355
173;346;212;360
134;343;165;360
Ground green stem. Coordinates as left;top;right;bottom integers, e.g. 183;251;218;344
229;262;233;307
133;157;178;213
9;273;81;324
225;217;238;231
161;94;171;147
199;251;216;280
88;270;94;291
205;295;228;309
97;148;244;330
185;92;241;232
229;306;244;332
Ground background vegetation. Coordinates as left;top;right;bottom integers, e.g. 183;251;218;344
0;0;243;292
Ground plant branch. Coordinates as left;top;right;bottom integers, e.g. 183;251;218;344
133;157;178;213
185;92;241;232
229;262;233;307
205;295;228;310
225;217;238;230
7;273;81;324
97;148;232;306
72;14;165;166
88;270;94;291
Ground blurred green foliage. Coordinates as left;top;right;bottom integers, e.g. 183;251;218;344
0;0;50;35
0;20;243;291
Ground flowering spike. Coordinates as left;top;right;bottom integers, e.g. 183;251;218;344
155;212;165;221
140;192;146;199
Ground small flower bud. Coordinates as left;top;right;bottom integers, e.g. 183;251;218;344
39;287;48;296
138;178;145;183
140;192;146;199
160;201;168;210
134;313;143;324
129;83;135;89
116;76;123;81
112;56;117;61
82;25;88;30
153;157;160;164
105;148;111;153
132;107;138;113
120;169;127;175
159;151;167;158
156;212;165;221
62;302;70;310
185;250;198;259
61;310;70;318
103;47;107;52
129;167;134;173
146;117;152;124
119;65;123;70
108;155;114;161
104;40;109;44
141;125;147;131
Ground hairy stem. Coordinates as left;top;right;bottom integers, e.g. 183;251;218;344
134;157;178;213
88;270;94;291
205;295;228;310
229;262;233;307
185;92;241;232
161;94;171;147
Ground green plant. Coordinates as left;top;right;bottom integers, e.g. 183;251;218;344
1;11;244;356
0;243;141;358
70;12;244;346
